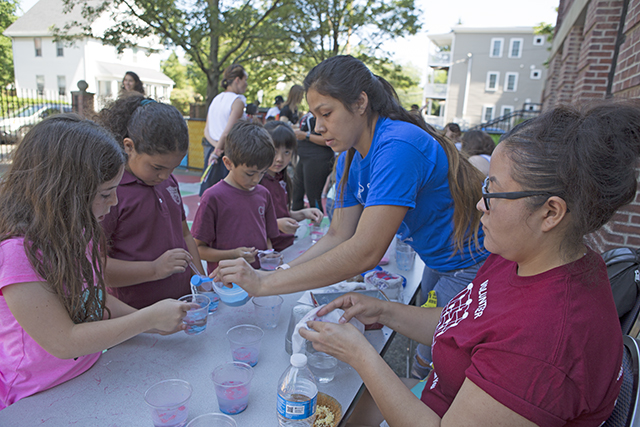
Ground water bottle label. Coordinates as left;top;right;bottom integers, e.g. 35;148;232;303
277;394;317;420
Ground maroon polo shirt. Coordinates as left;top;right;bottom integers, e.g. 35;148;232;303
259;171;295;251
101;170;191;309
191;180;280;274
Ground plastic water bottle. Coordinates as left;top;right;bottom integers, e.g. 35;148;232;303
277;354;317;426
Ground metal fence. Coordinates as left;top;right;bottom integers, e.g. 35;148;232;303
0;88;72;162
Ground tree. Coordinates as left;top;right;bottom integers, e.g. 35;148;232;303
0;0;18;88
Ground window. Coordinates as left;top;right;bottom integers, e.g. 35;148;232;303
509;38;523;58
486;72;499;91
36;75;45;95
98;80;113;97
530;69;542;79
57;76;66;96
56;41;64;57
501;106;514;117
505;72;519;92
482;106;495;122
490;38;503;58
34;38;42;57
533;35;545;46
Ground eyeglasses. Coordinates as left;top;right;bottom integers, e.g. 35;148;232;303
481;177;553;211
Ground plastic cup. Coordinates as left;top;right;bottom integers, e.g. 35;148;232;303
310;223;324;244
226;324;264;366
212;282;250;307
258;251;284;270
179;294;210;335
285;304;314;355
144;379;192;427
395;242;415;271
186;413;237;427
307;351;338;383
211;362;254;415
252;295;284;329
200;291;220;313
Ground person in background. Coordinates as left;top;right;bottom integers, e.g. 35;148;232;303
301;100;636;426
95;95;205;309
192;121;280;275
266;95;284;120
443;122;462;150
120;71;145;97
0;114;190;409
279;85;304;125
461;130;495;176
409;104;420;116
261;121;324;251
199;64;248;196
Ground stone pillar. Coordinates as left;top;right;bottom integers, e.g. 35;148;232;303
71;80;95;117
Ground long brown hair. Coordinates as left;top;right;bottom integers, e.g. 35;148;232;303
303;55;484;255
0;114;125;323
284;85;304;109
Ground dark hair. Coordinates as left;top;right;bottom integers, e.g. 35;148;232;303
246;103;258;115
444;123;462;140
95;94;188;156
0;114;125;323
461;130;495;156
225;120;275;170
284;85;304;109
303;55;484;255
264;121;297;209
121;71;145;95
500;100;640;252
221;64;247;90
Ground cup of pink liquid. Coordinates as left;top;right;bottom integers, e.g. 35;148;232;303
226;324;263;367
211;362;254;415
144;379;192;427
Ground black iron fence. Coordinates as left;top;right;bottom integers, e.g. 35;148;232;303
0;88;72;162
468;103;542;135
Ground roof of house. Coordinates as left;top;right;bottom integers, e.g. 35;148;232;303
4;0;100;37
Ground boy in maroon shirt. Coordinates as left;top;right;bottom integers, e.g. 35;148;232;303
192;121;280;274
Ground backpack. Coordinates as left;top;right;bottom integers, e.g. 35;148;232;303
602;247;640;318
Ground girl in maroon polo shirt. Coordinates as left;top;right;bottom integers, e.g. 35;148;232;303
95;95;206;309
260;121;323;251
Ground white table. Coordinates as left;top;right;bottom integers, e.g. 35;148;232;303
0;235;424;426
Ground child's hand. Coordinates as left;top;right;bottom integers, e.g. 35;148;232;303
237;247;257;263
304;208;324;224
146;299;191;335
152;248;191;280
278;217;300;234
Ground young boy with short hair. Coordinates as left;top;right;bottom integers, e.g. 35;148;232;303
192;120;280;274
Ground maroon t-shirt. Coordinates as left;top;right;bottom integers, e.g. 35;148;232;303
259;171;294;251
101;170;191;309
191;180;280;274
422;250;623;426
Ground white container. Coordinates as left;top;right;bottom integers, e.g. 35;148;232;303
276;354;318;427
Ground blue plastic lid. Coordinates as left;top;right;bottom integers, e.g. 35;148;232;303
190;275;213;287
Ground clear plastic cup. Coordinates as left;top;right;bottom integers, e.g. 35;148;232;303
211;362;254;415
186;413;237;427
252;295;284;329
307;351;338;383
258;251;283;270
144;379;192;427
310;223;324;244
395;240;415;271
178;294;210;335
226;324;264;367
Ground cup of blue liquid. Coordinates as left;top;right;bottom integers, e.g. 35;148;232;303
178;294;210;335
190;275;220;313
212;281;250;307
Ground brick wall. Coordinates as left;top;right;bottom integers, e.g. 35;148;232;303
545;0;640;252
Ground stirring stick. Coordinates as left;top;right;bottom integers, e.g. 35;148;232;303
189;259;205;277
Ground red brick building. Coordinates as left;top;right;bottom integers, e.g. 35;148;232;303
543;0;640;251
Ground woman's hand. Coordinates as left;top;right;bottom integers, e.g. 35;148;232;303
214;258;267;296
235;247;257;263
152;248;191;280
144;299;191;335
317;293;388;326
278;217;300;234
302;208;324;224
300;320;375;366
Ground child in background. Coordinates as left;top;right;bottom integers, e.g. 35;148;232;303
261;121;323;251
95;95;205;309
0;115;190;409
192;121;280;274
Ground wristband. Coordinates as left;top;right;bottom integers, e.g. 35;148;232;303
276;263;291;270
306;131;311;139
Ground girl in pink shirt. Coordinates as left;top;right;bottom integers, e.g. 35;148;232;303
0;115;191;409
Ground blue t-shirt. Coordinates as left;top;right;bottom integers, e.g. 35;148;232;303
335;117;487;272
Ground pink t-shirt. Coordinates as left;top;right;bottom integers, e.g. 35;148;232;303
0;238;100;410
259;171;294;251
422;250;623;426
191;180;280;274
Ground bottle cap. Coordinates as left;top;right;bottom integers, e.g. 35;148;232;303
290;353;307;367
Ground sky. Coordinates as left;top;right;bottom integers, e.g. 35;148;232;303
16;0;559;78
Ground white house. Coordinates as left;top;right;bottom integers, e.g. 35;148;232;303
4;0;173;109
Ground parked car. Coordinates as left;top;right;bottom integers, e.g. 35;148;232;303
0;104;72;143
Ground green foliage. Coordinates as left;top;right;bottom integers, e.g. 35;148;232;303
166;88;192;116
161;52;188;90
0;0;18;87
